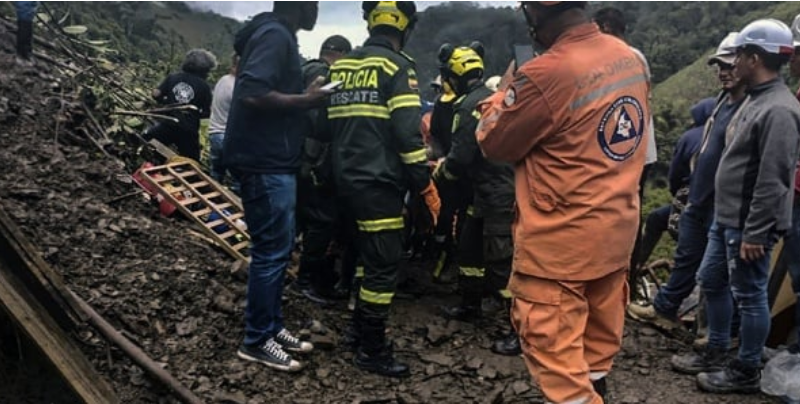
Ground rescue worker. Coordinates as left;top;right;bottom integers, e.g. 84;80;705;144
429;74;470;282
476;2;650;402
431;42;518;356
316;1;440;378
295;35;353;304
688;19;800;394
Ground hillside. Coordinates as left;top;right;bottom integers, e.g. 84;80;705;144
0;1;241;88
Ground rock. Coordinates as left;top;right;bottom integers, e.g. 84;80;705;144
311;334;336;350
512;380;531;395
419;353;455;367
426;323;451;346
316;367;331;379
306;320;327;334
425;364;436;376
465;357;483;370
213;392;247;404
639;327;658;337
396;393;419;404
619;394;643;404
175;317;198;336
482;386;504;404
637;367;650;375
477;366;497;380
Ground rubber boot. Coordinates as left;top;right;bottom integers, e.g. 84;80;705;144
442;276;482;321
353;315;409;378
16;20;33;60
592;377;608;403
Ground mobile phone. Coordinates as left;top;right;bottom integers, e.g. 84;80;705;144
321;81;343;91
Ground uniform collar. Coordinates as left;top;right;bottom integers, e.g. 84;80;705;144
746;77;782;96
552;23;601;46
364;36;396;51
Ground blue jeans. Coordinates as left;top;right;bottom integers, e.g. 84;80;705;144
653;204;714;317
235;172;296;347
209;133;225;183
14;2;38;22
697;221;775;367
783;202;800;344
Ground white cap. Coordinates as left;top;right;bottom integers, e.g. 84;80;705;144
708;32;738;66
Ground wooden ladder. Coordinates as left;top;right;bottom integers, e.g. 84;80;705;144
138;160;249;262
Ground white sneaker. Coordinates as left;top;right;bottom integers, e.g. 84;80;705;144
275;328;314;354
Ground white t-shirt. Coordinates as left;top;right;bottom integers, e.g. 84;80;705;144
208;74;236;135
631;47;658;165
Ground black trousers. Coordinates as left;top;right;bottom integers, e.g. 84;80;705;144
296;176;339;292
456;213;513;306
344;185;406;354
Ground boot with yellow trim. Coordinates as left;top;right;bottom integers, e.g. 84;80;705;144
353;312;410;378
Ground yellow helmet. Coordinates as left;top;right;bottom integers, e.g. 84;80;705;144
363;1;417;32
438;42;485;78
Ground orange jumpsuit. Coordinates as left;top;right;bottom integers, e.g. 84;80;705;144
477;24;650;404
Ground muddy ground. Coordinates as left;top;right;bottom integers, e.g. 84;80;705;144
0;23;780;404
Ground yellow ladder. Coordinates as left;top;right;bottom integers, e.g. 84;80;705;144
138;160;249;262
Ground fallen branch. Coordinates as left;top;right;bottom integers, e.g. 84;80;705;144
69;290;204;404
110;110;179;123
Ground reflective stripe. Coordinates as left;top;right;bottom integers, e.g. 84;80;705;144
499;289;512;299
442;165;458;181
333;57;399;75
570;73;648;110
459;266;485;277
357;217;404;232
355;266;365;278
466;205;475;217
400;148;427;164
359;287;394;305
388;94;421;112
433;251;447;278
471;110;482;120
329;104;390;119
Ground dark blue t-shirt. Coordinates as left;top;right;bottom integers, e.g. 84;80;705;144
223;15;304;173
689;98;743;207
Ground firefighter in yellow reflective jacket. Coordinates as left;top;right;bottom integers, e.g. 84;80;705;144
316;1;440;378
432;43;518;355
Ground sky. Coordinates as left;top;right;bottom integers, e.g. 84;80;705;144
186;1;514;57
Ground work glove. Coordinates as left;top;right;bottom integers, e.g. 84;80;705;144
420;180;441;227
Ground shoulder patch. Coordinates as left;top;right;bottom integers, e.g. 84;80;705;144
597;96;645;161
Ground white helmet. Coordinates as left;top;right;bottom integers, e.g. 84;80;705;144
708;32;738;66
729;18;794;56
791;14;800;47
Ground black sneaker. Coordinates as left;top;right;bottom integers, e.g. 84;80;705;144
237;338;303;372
354;346;410;378
491;332;522;356
275;328;314;354
697;359;761;394
671;347;728;375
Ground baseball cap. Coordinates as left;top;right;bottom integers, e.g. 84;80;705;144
320;35;352;54
708;32;738;66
